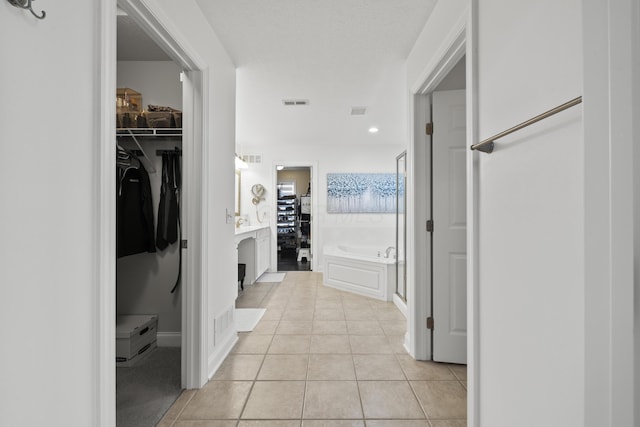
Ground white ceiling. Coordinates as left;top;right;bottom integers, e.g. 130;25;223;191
196;0;437;68
196;0;438;148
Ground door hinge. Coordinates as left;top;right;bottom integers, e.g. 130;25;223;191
426;220;434;232
426;122;433;136
181;239;188;249
427;317;434;330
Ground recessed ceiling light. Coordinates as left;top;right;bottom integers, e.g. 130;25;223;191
276;165;284;170
368;127;379;133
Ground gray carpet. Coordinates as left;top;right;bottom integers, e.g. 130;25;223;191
116;347;182;427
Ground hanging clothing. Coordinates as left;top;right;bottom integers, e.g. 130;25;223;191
117;162;156;258
156;149;182;293
156;151;181;250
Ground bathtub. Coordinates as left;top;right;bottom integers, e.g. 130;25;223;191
323;245;396;301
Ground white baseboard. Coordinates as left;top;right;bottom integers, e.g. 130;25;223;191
393;294;407;317
157;332;181;348
207;329;238;380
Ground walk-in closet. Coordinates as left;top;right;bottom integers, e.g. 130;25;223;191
276;167;312;271
115;11;184;427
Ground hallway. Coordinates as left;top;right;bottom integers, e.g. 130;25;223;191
159;272;466;426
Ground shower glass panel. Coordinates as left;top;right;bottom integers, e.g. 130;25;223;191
395;151;407;301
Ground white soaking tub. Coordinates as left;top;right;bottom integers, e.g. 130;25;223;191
323;245;396;301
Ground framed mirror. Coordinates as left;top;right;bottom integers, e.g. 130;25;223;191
235;171;241;215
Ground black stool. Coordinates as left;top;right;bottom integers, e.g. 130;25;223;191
238;263;246;291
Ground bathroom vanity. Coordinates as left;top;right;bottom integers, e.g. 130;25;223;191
235;225;271;286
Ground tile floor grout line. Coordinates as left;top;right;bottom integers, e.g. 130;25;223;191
165;388;196;426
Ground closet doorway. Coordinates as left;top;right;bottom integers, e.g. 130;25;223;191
115;10;185;427
111;0;207;426
275;166;314;271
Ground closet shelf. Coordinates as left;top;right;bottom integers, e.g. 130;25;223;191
116;128;182;137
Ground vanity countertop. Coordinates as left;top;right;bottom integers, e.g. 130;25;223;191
234;224;270;235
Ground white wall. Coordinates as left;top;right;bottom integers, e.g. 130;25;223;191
149;0;238;375
476;0;583;425
239;144;403;271
117;61;183;109
0;1;100;425
635;0;640;417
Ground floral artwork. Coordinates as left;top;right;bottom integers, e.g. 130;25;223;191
327;173;399;213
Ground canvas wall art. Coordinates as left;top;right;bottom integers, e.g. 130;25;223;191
327;173;398;213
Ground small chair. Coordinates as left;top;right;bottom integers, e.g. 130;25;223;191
297;248;310;262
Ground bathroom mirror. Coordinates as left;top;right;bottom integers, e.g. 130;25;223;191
395;151;407;301
235;171;241;215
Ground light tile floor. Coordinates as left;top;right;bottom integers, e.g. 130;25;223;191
159;272;467;427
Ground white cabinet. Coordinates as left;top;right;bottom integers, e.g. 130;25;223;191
236;225;271;285
255;228;270;279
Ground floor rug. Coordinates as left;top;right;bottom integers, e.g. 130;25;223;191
236;308;266;331
256;272;286;283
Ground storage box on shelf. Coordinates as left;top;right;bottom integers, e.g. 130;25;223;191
116;88;143;129
116;314;158;367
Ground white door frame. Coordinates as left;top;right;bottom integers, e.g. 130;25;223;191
407;13;467;359
96;0;210;424
583;0;637;425
406;5;479;426
271;161;319;272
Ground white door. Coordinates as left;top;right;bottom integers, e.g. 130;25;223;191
432;89;467;364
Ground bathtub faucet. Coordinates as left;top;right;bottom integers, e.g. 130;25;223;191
385;246;396;259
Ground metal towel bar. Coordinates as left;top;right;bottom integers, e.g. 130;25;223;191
471;96;583;153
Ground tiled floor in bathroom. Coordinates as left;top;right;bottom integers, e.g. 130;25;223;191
159;271;467;426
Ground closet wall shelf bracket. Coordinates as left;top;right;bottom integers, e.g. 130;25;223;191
7;0;45;19
123;129;156;174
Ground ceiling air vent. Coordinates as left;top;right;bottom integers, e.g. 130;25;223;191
350;106;367;116
282;99;309;106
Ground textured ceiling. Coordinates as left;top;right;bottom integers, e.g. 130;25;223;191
196;0;437;68
196;0;438;147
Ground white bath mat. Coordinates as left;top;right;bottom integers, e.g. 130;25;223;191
256;272;286;283
235;308;266;332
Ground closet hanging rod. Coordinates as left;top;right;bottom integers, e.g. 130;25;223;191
470;96;582;154
132;149;182;157
116;128;182;137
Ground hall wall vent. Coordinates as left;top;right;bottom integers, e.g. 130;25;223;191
282;99;309;106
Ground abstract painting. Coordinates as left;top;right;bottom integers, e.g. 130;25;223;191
327;173;399;213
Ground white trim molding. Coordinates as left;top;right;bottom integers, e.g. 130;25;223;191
208;330;238;380
157;332;182;348
95;1;117;426
406;3;474;426
583;0;637;425
97;1;211;422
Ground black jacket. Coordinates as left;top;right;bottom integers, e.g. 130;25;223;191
117;163;156;258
